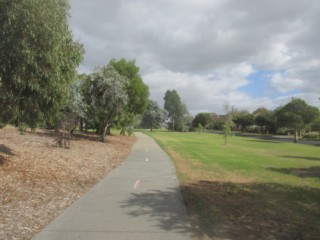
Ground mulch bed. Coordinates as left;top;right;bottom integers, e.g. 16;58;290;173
0;127;135;240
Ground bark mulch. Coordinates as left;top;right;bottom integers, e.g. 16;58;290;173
0;127;135;240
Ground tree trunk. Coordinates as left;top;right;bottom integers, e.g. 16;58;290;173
294;129;298;143
107;126;111;135
172;118;175;131
99;124;110;142
120;128;125;135
80;118;84;132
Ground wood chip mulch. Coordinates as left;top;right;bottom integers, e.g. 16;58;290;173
0;127;135;240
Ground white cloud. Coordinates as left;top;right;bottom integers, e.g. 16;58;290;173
68;0;320;114
270;72;304;93
144;63;257;114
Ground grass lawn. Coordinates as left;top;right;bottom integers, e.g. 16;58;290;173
146;131;320;240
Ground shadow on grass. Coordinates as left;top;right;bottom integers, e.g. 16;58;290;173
268;166;320;178
246;139;283;144
280;155;320;161
0;144;15;165
181;181;320;240
121;188;191;235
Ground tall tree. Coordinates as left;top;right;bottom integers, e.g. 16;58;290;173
232;110;254;132
192;113;212;131
109;59;149;134
276;98;319;143
141;100;166;131
253;108;276;134
87;66;128;142
0;0;84;129
164;90;188;131
311;118;320;140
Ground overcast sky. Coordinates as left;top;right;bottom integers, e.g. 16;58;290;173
68;0;320;114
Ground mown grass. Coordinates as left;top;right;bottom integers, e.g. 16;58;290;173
146;131;320;240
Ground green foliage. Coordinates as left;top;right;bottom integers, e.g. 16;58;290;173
109;58;149;133
126;127;134;136
87;65;128;142
192;112;212;131
311;118;320;132
164;89;188;131
254;108;276;134
197;123;203;133
232;110;254;132
0;0;84;129
223;104;234;145
141;100;166;131
223;123;232;144
182;114;194;132
276;98;319;143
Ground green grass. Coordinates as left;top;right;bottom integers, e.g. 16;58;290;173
146;131;320;240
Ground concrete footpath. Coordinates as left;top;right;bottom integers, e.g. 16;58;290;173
33;132;191;240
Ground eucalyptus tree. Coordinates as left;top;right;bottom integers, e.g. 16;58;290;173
141;100;166;131
164;90;188;131
0;0;83;129
109;59;149;134
87;66;128;142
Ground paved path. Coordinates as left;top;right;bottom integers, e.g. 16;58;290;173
33;132;191;240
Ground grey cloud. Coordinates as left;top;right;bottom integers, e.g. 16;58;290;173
69;0;320;113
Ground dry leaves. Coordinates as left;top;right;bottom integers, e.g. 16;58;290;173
0;127;135;240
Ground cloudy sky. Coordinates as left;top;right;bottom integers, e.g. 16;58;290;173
68;0;320;114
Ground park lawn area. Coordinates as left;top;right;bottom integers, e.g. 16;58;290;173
146;131;320;240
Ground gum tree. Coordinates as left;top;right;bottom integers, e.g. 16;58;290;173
109;59;149;134
87;66;128;142
141;100;166;131
164;90;188;131
0;0;83;129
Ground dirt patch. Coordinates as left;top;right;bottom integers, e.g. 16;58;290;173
0;127;135;240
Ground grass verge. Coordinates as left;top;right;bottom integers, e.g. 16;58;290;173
146;131;320;240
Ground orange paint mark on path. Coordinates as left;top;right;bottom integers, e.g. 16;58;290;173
133;180;141;189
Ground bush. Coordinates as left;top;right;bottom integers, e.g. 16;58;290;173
303;133;320;140
126;127;134;136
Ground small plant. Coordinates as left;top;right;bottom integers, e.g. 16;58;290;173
197;123;203;133
18;123;28;135
223;123;232;145
126;127;134;136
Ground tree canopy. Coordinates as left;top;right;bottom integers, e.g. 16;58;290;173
164;90;188;131
192;112;212;131
86;65;128;142
232;110;254;132
108;59;149;134
0;0;84;129
276;98;319;143
253;108;275;134
141;100;166;131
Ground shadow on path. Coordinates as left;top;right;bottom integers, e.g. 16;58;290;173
121;188;190;234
